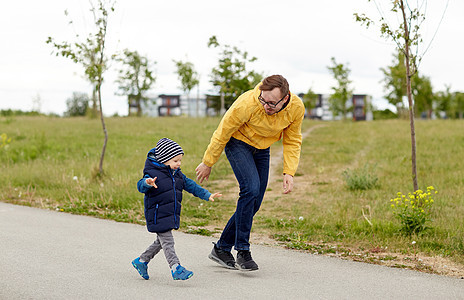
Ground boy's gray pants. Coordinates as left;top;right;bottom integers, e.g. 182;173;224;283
139;230;180;267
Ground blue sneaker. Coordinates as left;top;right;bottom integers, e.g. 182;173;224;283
171;264;193;280
132;257;149;280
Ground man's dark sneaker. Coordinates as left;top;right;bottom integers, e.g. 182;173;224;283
208;242;237;269
236;250;259;271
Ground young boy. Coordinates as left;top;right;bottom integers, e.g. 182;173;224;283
132;138;221;281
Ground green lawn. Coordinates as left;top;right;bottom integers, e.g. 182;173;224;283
1;116;463;272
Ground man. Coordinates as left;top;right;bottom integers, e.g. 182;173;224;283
195;74;305;271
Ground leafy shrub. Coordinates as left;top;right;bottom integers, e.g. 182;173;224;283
390;186;437;235
1;133;11;150
65;92;89;117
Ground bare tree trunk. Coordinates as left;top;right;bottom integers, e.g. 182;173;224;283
343;97;347;120
401;0;418;192
97;41;108;175
97;78;108;176
137;94;142;117
91;86;98;118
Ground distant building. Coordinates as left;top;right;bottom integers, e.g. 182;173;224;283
180;95;209;117
134;92;372;120
158;94;181;117
301;93;373;121
135;94;208;117
352;94;373;121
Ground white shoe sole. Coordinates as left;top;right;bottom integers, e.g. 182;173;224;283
236;263;259;272
208;253;237;270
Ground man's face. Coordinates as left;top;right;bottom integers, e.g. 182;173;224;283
259;88;289;115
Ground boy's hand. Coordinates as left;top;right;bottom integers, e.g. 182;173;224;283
208;192;222;202
145;177;158;188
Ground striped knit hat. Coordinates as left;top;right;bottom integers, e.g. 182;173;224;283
155;138;184;164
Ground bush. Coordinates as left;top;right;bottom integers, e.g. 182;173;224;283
390;186;437;235
65;92;89;117
0;109;44;117
0;133;12;150
373;109;397;120
342;164;379;190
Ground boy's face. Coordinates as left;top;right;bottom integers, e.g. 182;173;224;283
164;154;183;170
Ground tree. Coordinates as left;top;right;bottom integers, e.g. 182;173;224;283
47;0;115;176
303;87;318;113
327;57;353;120
115;49;156;117
355;0;444;192
412;74;433;118
173;59;199;116
65;92;89;117
207;35;263;114
434;86;452;118
434;86;464;119
381;51;407;116
382;51;434;118
453;92;464;119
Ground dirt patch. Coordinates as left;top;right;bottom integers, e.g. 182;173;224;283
194;224;464;278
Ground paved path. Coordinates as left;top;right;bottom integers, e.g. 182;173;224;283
1;202;463;299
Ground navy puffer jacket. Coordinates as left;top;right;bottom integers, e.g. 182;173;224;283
142;151;184;233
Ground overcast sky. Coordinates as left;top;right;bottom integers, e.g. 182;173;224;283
0;0;461;116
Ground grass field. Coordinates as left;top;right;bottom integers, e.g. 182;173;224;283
1;116;463;275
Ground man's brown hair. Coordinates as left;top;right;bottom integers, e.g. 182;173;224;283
259;75;289;97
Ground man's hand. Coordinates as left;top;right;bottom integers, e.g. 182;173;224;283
195;162;212;183
283;174;294;194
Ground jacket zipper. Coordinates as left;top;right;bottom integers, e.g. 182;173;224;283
154;203;158;225
171;169;178;225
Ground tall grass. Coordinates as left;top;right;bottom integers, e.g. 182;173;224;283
254;120;464;265
1;116;463;266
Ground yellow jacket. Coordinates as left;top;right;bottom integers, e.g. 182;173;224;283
202;83;305;176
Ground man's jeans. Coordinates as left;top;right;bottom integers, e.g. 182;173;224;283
216;137;270;251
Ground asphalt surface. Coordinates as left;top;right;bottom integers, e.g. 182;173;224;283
1;201;463;300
